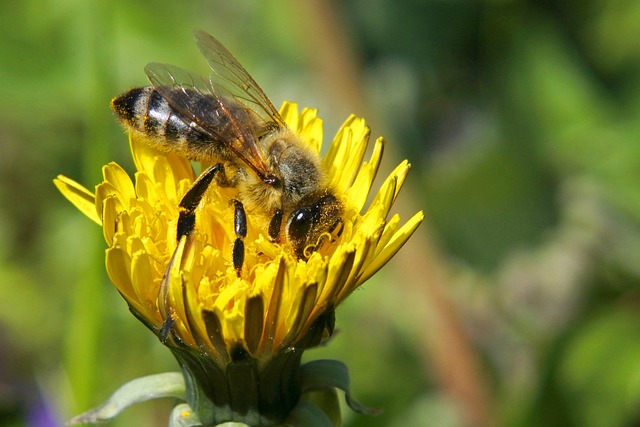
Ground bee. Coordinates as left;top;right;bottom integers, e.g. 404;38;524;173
111;30;342;275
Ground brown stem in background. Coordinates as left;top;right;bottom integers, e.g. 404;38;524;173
295;0;368;121
296;1;493;426
402;227;493;427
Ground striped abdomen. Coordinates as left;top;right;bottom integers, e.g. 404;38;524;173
110;86;237;161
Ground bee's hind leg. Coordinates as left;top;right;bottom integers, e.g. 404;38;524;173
177;163;247;277
177;163;225;240
158;164;225;343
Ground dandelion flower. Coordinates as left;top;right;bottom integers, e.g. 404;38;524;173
56;102;423;426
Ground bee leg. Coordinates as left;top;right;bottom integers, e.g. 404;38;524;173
232;200;247;276
268;209;283;242
177;163;224;240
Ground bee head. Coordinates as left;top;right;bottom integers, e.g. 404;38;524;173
286;192;343;259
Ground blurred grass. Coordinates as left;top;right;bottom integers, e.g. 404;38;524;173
2;0;640;426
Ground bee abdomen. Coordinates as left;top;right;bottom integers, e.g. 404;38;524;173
111;86;203;146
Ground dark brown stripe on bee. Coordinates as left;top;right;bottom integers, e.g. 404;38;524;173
144;89;170;137
164;106;185;141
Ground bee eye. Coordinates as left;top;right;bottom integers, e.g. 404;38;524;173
287;194;342;259
288;208;314;241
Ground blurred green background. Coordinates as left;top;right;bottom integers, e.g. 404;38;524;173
2;0;640;426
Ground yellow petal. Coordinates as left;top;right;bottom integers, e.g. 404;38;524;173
130;133;194;186
95;182;126;226
131;250;156;306
106;246;138;309
368;136;385;180
134;172;154;202
374;213;401;255
259;257;287;353
279;101;299;130
298;107;322;153
367;161;411;222
101;196;120;246
343;137;385;212
168;240;190;334
358;211;424;283
320;244;355;306
324;116;371;191
345;163;373;212
389;161;410;204
103;162;136;200
130;134;162;178
153;155;197;206
337;231;378;302
95;162;137;220
54;176;101;225
324;117;353;186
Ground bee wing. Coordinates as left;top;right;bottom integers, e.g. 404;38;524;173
145;62;275;181
193;29;287;130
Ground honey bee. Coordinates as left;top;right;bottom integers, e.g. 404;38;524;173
111;30;342;275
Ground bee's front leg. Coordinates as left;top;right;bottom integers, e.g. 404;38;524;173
268;209;283;242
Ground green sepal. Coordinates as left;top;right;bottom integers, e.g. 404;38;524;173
300;359;382;416
296;388;341;426
68;372;186;425
282;399;335;427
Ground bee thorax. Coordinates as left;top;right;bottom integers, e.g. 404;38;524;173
238;178;283;218
268;138;324;208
